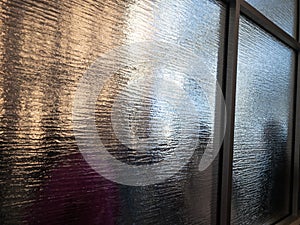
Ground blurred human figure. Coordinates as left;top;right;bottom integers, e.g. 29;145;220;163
262;120;288;214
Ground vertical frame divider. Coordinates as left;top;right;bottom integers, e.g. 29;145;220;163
292;0;300;217
219;0;240;224
292;51;300;218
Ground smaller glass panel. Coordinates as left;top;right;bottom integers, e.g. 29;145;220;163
231;16;295;225
246;0;296;37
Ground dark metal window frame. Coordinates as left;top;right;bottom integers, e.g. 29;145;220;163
217;0;300;224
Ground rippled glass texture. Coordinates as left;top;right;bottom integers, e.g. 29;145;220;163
231;17;295;225
246;0;296;36
0;0;225;224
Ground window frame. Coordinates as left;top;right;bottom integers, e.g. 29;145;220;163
217;0;300;224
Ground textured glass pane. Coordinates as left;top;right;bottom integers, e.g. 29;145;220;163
0;0;225;224
246;0;296;36
231;17;295;225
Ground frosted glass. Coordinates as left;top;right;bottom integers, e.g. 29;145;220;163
0;0;225;224
231;17;295;225
246;0;296;36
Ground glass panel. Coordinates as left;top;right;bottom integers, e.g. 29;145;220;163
245;0;296;37
0;0;225;224
231;17;295;225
